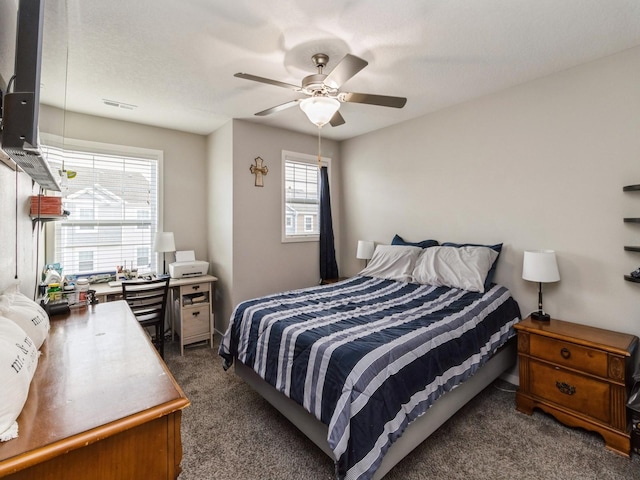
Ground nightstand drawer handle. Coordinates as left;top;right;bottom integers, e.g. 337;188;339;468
192;311;200;317
556;381;576;396
560;347;571;359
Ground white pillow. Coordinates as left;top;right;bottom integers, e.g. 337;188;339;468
0;316;39;442
0;293;50;349
412;245;499;292
358;245;423;282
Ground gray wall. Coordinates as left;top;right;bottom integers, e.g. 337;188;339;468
0;0;39;298
339;46;640;339
207;119;341;331
0;106;208;297
3;41;639;351
0;159;36;298
39;105;209;265
206;120;234;333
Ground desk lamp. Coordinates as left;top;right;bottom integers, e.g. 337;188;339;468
522;250;560;321
154;232;175;275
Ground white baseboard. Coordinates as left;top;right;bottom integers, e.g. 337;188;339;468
499;371;519;386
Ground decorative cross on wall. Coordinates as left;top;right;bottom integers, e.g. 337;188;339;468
250;157;268;187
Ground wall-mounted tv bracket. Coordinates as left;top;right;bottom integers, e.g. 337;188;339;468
0;88;4;129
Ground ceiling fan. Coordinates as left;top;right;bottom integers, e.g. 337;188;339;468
234;53;407;127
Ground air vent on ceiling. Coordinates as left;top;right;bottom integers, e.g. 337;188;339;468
102;99;138;110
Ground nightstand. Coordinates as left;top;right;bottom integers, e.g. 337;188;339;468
515;316;638;456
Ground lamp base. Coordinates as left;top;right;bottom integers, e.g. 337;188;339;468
531;311;551;322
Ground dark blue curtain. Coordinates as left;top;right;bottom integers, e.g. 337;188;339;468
319;166;339;281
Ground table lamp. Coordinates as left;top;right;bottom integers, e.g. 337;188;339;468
154;232;175;275
356;240;375;266
522;250;560;321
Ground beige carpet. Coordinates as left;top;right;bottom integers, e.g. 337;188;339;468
164;340;640;480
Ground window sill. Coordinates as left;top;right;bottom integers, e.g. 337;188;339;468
281;235;319;243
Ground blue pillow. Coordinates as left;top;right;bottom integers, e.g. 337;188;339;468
441;242;503;290
391;234;439;249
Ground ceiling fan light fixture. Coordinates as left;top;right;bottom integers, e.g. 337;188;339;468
299;97;340;127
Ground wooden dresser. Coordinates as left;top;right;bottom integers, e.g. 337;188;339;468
0;301;190;479
515;316;638;456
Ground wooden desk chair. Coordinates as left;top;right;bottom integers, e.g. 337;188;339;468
122;277;170;358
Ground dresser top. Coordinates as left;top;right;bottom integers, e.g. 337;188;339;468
0;301;189;473
515;317;638;356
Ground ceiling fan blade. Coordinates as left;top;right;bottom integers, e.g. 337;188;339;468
329;111;345;127
234;73;302;92
341;92;407;108
255;100;300;117
324;54;368;88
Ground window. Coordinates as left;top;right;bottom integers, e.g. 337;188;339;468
304;215;313;232
41;140;162;276
282;150;330;242
136;247;150;268
78;251;94;272
78;208;95;231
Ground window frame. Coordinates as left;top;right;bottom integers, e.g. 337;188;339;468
41;134;164;276
281;150;330;243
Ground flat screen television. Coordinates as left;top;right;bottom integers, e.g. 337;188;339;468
0;0;60;191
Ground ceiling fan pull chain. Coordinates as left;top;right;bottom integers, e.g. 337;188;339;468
318;126;322;169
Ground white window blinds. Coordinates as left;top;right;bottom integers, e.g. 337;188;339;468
41;144;160;276
282;150;330;242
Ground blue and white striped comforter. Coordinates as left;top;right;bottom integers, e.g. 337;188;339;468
219;276;521;480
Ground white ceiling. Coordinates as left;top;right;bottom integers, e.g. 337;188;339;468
40;0;640;141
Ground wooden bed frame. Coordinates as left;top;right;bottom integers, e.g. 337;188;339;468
234;339;516;479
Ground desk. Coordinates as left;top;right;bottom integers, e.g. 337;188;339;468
0;301;190;479
92;274;218;355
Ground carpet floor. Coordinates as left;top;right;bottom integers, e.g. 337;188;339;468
164;340;640;480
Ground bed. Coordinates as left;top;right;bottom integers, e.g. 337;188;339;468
219;244;521;480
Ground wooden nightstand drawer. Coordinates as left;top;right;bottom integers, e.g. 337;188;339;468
529;335;608;377
515;317;638;456
183;305;210;337
530;360;610;423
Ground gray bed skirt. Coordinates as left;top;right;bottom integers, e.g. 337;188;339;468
234;338;516;479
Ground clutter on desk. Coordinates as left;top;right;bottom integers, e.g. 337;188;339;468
169;250;209;279
41;298;70;317
40;259;160;309
76;278;89;303
40;263;92;309
116;262;139;281
42;263;63;284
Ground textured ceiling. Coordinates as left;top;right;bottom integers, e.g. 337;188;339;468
40;0;640;141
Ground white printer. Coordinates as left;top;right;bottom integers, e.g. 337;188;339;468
169;250;209;279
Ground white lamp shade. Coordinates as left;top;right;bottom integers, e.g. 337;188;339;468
356;240;375;260
153;232;176;253
299;97;340;127
522;250;560;283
